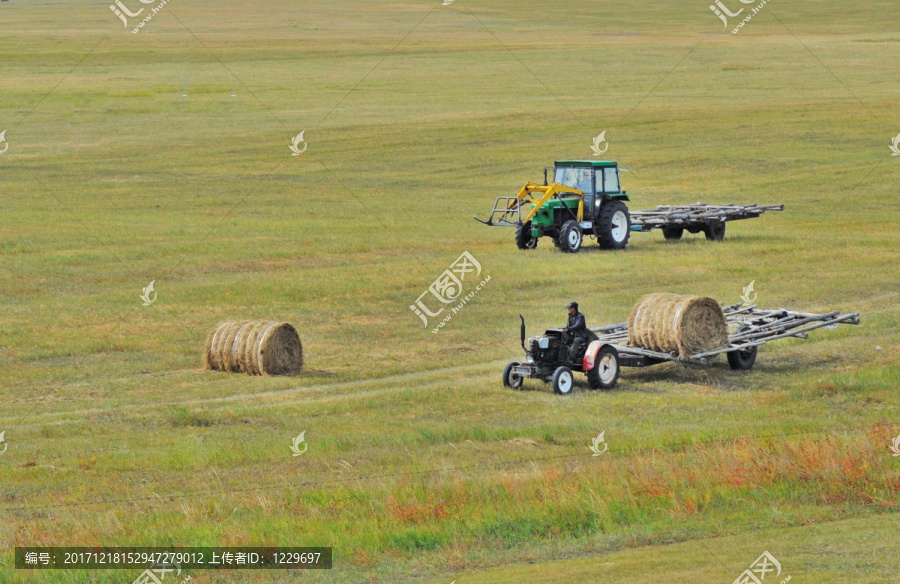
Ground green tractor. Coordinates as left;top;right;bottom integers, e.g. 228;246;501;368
475;160;631;252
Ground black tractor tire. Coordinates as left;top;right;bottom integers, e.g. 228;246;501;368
551;366;575;395
595;200;631;250
586;346;621;390
503;361;524;389
515;222;538;250
703;220;726;241
556;220;583;253
662;226;684;241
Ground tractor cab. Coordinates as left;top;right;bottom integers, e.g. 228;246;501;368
538;161;627;234
551;160;626;207
475;160;633;253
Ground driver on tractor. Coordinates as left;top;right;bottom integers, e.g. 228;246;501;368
564;301;590;362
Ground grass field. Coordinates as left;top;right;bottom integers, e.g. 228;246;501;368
1;0;899;582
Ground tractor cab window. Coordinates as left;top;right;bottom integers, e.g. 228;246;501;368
602;168;620;193
553;167;593;193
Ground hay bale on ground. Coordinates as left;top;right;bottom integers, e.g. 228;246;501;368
628;293;728;356
204;321;303;375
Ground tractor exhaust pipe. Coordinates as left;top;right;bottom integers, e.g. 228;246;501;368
519;314;526;351
543;168;548;186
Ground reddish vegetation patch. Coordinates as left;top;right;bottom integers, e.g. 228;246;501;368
388;499;453;524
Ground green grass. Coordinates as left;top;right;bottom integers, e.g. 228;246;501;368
1;0;899;582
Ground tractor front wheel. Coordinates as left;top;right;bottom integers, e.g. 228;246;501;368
595;200;631;250
503;362;524;389
551;366;575;395
515;222;538;250
557;220;583;253
662;226;683;241
703;220;726;241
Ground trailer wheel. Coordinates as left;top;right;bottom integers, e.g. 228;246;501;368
515;222;538;250
727;326;757;370
503;361;524;389
727;345;757;370
595;200;631;250
557;220;583;253
587;346;620;390
662;226;683;241
551;366;575;395
703;220;726;241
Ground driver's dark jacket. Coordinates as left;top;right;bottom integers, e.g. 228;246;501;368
566;312;590;340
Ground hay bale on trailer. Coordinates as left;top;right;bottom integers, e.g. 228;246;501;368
204;321;303;375
628;293;728;356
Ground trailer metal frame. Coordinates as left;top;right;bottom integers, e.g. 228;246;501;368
629;203;785;232
589;302;859;366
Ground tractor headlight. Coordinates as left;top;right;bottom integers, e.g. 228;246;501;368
538;338;550;349
526;354;534;364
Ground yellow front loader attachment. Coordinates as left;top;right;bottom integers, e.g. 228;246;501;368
473;182;584;226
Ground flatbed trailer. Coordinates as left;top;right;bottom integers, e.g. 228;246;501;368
502;303;859;393
629;203;785;241
590;303;859;371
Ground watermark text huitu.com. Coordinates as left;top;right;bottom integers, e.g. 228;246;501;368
410;251;490;333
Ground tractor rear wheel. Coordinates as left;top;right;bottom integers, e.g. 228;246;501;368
703;220;726;241
515;222;538;250
551;366;575;395
557;220;583;253
595;200;631;250
662;226;683;241
587;346;620;390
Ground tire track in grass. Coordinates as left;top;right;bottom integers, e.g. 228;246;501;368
2;360;508;426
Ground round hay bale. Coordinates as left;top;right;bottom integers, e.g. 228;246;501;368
628;293;728;356
204;321;303;375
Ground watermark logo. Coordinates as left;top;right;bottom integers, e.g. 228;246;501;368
112;0;175;34
590;130;608;156
732;551;789;584
132;560;190;584
140;280;157;306
289;131;307;156
0;129;8;155
709;0;746;27
0;431;7;455
890;434;900;457
110;0;147;28
740;280;757;306
410;251;491;332
711;0;771;34
290;431;308;456
890;133;900;157
589;431;608;456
